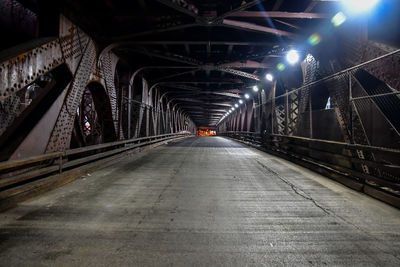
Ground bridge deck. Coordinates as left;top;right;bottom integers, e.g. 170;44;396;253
1;137;399;265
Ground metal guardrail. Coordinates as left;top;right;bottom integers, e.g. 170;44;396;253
221;131;400;208
0;133;192;210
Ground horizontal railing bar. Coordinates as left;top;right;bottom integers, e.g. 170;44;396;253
221;132;400;192
0;134;187;170
65;133;181;156
271;134;400;155
63;135;179;169
0;152;63;172
0;134;190;196
350;91;400;101
0;165;60;189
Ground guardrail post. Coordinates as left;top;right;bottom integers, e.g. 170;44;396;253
285;90;289;135
309;90;313;139
348;71;353;140
58;154;63;174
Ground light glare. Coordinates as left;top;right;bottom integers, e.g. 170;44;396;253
342;0;380;14
253;85;259;92
235;104;239;108
239;99;243;104
266;73;273;82
244;93;250;99
286;50;300;65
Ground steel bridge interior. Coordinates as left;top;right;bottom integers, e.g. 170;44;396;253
0;0;400;265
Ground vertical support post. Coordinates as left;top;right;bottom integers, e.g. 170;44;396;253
309;88;313;139
58;154;63;174
285;90;289;135
348;72;353;141
127;85;132;139
271;81;276;134
146;105;150;137
118;86;123;140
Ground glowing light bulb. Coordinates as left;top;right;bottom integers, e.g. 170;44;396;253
245;94;250;99
287;50;300;65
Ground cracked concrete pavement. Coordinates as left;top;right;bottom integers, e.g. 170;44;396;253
0;137;399;266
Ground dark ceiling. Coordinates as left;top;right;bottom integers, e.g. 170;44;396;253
8;0;346;126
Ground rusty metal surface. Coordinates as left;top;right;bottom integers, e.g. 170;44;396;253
45;38;97;152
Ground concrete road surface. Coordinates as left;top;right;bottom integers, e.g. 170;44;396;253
1;137;399;266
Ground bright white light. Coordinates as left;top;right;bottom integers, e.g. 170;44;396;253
286;50;300;65
231;107;235;111
239;99;243;104
266;73;273;82
244;93;250;99
253;85;259;92
235;104;239;108
228;110;232;114
342;0;380;14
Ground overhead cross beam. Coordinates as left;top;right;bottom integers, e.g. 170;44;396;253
228;11;329;19
219;60;271;69
127;48;204;65
223;19;296;38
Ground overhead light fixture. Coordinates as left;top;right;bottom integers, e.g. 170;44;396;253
253;85;259;92
239;99;243;104
235;104;239;108
244;93;250;99
266;73;273;82
231;107;235;111
342;0;380;14
286;50;300;65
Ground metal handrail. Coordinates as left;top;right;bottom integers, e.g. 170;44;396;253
0;133;191;179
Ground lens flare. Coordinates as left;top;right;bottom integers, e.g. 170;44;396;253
308;33;322;46
277;63;286;71
331;12;347;27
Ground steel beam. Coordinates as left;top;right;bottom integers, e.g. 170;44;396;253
219;60;271;69
223;19;296;38
228;11;329;19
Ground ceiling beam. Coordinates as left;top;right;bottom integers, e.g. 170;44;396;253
228;11;329;19
126;48;203;65
210;0;267;23
222;19;296;38
219;60;271;69
215;67;261;81
113;41;274;46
